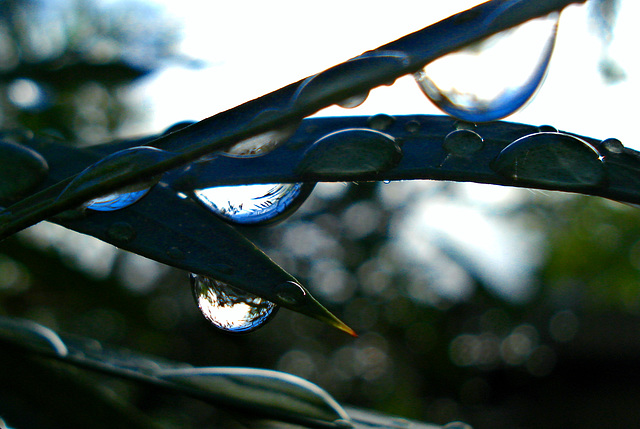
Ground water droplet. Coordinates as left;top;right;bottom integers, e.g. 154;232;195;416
194;182;313;225
337;92;369;109
538;125;558;133
162;121;196;135
296;128;402;177
414;13;559;122
443;129;484;156
275;280;307;307
107;221;136;243
61;146;170;211
368;114;395;131
190;274;278;333
443;422;473;429
225;124;298;157
601;138;624;154
404;120;421;134
492;132;606;188
86;188;150;211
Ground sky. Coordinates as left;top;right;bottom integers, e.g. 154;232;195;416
127;0;638;149
115;0;638;303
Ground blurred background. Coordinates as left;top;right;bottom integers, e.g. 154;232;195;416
1;0;640;428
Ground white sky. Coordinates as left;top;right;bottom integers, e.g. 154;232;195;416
128;0;639;149
121;0;639;303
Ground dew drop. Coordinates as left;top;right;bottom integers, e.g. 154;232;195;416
225;124;298;157
337;92;369;109
492;132;606;188
443;129;484;157
414;13;559;122
601;138;624;154
61;146;170;211
194;182;313;225
86;188;150;211
190;274;278;333
296;128;402;177
368;114;395;131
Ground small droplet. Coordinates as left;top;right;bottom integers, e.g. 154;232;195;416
414;13;559;122
162;121;196;135
601;138;624;154
454;120;477;131
296;128;402;177
337;92;369;109
107;221;136;243
275;281;307;307
333;419;355;428
194;183;313;225
368;114;395;131
86;189;150;211
443;129;484;156
191;274;278;333
492;132;606;188
225;124;298;157
538;125;558;133
443;422;473;429
404;120;421;134
61;146;170;211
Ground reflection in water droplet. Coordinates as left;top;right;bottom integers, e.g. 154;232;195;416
225;124;298;157
87;189;150;211
194;182;312;225
337;92;369;109
601;138;624;154
190;274;278;333
492;132;606;188
414;13;559;122
296;128;402;177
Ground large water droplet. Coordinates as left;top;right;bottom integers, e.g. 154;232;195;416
492;132;606;188
414;13;559;122
225;125;298;157
191;274;278;333
194;182;313;225
296;128;402;177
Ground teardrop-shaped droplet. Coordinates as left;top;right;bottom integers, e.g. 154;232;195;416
190;274;278;333
492;132;606;188
414;13;559;122
194;182;313;225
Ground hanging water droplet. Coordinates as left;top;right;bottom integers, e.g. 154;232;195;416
414;12;559;122
194;182;313;225
190;274;278;333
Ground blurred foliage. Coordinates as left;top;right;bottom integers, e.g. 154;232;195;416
1;1;640;429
